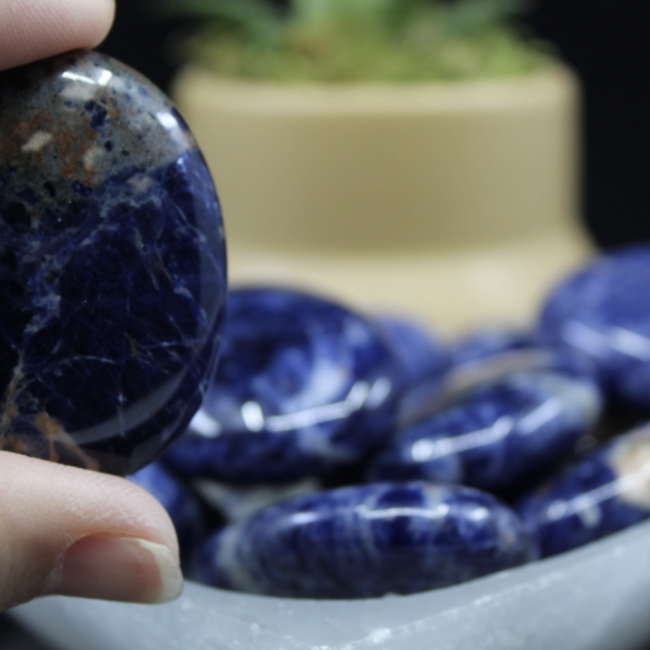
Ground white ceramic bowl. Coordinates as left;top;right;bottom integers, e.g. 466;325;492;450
12;518;650;650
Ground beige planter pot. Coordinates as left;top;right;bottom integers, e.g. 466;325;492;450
173;65;591;332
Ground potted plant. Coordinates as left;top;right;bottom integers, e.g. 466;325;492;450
160;0;590;331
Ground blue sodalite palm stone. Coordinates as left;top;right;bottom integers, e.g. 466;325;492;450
192;476;322;523
373;314;450;388
0;51;227;475
192;481;535;599
518;422;650;557
373;313;451;425
539;246;650;411
451;327;538;368
129;462;206;563
367;369;603;493
165;287;400;483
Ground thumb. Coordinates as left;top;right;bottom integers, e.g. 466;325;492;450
0;452;183;612
0;0;115;71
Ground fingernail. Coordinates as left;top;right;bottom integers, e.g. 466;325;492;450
45;535;183;604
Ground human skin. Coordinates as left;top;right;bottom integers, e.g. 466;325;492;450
0;0;184;612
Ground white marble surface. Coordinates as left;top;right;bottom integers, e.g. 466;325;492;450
11;518;650;650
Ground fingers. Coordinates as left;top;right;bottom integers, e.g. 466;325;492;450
0;0;115;71
0;0;171;613
0;452;183;611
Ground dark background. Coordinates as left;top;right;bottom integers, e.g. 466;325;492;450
3;0;650;647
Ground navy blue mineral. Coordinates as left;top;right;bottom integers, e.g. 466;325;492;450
129;462;206;562
192;481;535;599
451;327;538;368
191;476;322;523
518;422;650;557
373;313;451;425
165;287;401;483
373;313;450;388
367;370;602;493
539;246;650;411
0;51;227;475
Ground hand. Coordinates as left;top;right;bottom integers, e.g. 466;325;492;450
0;0;184;612
0;0;115;71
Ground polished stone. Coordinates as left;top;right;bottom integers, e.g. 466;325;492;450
0;51;227;475
439;346;599;411
367;369;603;493
451;327;537;368
518;422;650;557
191;476;322;523
165;288;401;483
192;481;535;599
373;313;450;388
373;313;451;425
539;246;650;411
129;462;206;562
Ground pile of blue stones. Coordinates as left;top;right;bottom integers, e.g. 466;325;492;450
132;246;650;600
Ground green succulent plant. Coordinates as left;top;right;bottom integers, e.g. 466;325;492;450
156;0;551;83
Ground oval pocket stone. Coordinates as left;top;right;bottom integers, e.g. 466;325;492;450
539;246;650;411
192;481;535;599
518;422;650;557
0;51;227;475
367;369;603;493
165;287;400;483
451;326;538;368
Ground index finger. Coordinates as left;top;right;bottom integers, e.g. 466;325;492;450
0;0;115;71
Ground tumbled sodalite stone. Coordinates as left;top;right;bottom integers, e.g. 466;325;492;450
373;314;451;425
129;462;206;562
373;314;450;388
539;246;650;411
165;288;400;483
192;476;321;523
518;422;650;557
439;346;599;415
0;51;226;475
451;327;537;368
367;369;603;493
192;481;535;599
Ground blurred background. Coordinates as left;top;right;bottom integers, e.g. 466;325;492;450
3;0;650;646
94;0;650;251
